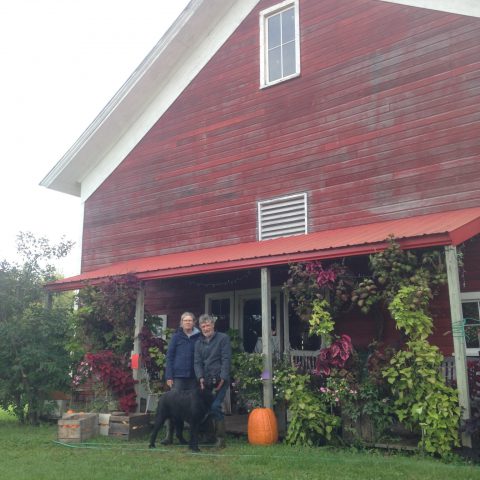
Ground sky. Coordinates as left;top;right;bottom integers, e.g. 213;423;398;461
0;0;190;276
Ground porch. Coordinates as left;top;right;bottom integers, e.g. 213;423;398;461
47;207;480;449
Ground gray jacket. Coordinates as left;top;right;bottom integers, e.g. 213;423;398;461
194;331;231;383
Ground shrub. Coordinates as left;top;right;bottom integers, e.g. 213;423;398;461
278;370;340;446
73;351;137;413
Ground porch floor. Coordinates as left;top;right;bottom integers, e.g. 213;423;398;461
225;413;248;436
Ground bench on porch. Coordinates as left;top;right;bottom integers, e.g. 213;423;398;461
289;349;320;374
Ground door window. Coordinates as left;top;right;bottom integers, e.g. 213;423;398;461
462;298;480;356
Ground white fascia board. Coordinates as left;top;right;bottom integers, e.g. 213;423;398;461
378;0;480;17
41;0;261;200
39;1;199;198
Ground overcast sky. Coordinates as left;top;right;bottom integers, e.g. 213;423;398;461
0;0;189;275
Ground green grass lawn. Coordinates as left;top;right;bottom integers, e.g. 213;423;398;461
1;410;480;480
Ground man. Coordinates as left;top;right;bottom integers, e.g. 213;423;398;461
194;313;232;448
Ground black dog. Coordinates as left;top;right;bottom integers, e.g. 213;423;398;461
149;387;214;452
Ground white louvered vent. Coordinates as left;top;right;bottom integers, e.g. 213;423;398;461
258;193;307;240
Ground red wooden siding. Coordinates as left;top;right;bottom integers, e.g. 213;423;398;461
462;236;480;292
144;268;285;332
333;285;456;357
82;0;480;271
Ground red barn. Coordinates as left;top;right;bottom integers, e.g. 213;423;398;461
42;0;480;416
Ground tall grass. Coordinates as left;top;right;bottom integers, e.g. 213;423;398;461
1;410;479;480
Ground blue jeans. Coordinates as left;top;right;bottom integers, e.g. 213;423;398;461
211;382;228;420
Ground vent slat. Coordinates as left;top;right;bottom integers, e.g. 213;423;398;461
261;206;305;218
262;212;305;225
262;229;305;239
262;227;305;236
258;193;307;240
261;200;305;211
262;218;305;229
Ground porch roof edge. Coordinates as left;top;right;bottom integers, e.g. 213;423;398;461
46;206;480;292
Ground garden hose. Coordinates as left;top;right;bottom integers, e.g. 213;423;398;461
52;440;292;458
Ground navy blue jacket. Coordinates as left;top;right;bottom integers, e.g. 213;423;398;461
165;327;201;380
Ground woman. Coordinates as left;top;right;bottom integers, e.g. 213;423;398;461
161;311;200;444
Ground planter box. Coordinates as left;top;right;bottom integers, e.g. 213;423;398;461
58;413;99;443
108;413;151;440
341;412;375;444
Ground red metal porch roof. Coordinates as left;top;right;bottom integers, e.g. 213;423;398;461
47;207;480;291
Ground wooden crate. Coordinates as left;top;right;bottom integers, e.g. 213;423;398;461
58;413;99;443
108;413;151;440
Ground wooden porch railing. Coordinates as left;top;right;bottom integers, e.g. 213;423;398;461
440;357;456;386
287;351;476;392
289;349;320;374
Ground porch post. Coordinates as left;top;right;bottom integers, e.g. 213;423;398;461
133;282;145;413
261;267;273;408
283;290;290;353
445;245;471;447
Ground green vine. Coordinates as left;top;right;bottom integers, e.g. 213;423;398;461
276;368;340;446
351;279;379;314
388;285;432;340
308;299;334;338
357;237;448;315
383;286;460;457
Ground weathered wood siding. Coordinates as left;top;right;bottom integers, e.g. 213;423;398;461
462;236;480;293
82;0;480;271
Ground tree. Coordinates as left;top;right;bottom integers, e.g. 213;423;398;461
0;232;75;424
73;274;139;355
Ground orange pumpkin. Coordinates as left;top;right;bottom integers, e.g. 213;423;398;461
247;407;278;445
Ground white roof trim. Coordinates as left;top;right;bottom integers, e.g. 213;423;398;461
378;0;480;18
40;0;261;199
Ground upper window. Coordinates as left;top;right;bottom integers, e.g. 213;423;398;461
260;0;300;88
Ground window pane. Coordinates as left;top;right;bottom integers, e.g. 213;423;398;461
242;298;277;353
281;7;295;43
268;45;282;82
282;40;296;77
465;325;480;349
211;298;230;333
267;13;281;49
462;301;480;350
463;301;480;321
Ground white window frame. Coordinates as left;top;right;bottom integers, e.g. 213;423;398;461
259;0;300;88
151;314;168;339
205;287;283;346
461;292;480;356
235;288;282;343
205;291;236;329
